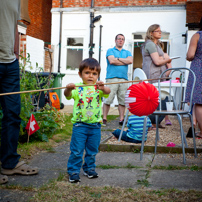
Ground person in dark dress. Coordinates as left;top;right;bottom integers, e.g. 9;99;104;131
185;17;202;138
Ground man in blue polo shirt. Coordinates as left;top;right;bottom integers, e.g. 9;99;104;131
102;34;133;126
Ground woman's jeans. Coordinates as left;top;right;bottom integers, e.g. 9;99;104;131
0;59;21;169
112;129;142;143
67;122;101;175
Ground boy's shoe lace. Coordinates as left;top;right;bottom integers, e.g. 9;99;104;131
83;169;99;178
102;119;107;127
69;173;80;183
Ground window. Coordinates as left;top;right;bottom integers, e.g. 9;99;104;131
66;37;83;70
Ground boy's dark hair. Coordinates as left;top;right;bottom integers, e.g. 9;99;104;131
115;34;125;40
79;58;101;75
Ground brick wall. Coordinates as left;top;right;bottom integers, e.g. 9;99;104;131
27;0;52;46
19;35;27;60
186;1;202;24
52;0;188;8
44;49;53;72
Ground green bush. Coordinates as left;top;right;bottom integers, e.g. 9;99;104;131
19;53;62;142
0;53;61;143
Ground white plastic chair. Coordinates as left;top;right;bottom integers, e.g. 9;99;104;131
133;68;148;83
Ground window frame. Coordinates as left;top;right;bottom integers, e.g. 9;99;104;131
65;37;84;73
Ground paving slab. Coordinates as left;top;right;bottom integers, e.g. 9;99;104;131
96;151;153;168
2;169;66;188
29;150;69;170
78;168;146;188
152;153;202;167
0;189;34;202
148;170;202;190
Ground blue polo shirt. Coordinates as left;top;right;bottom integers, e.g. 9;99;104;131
106;46;132;80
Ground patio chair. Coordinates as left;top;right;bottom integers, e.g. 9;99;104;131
140;67;197;164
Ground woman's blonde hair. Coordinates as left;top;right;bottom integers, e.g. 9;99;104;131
145;24;162;46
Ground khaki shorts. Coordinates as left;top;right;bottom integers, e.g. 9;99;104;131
104;78;128;106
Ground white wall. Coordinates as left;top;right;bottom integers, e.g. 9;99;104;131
186;30;197;68
26;36;45;72
51;7;188;105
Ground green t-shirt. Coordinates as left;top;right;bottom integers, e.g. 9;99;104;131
66;82;109;124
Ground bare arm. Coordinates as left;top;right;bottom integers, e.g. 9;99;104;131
96;81;111;94
186;33;199;61
108;55;133;65
164;53;172;76
14;24;19;59
150;52;172;66
64;83;76;97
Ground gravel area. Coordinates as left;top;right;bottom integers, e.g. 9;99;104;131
106;116;202;149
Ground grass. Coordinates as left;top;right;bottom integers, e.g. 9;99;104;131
28;177;202;202
97;163;142;169
152;165;202;171
104;115;119;122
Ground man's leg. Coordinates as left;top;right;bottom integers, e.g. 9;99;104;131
103;103;110;120
117;80;128;122
118;104;125;121
102;79;118;122
0;60;21;169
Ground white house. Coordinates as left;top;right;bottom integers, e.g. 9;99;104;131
51;5;189;106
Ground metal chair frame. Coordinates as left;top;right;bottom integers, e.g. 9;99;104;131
140;67;197;164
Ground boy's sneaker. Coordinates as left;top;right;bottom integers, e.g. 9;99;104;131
83;170;99;179
69;173;81;183
102;119;107;127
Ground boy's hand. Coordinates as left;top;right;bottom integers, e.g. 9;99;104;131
64;83;75;97
66;83;76;90
96;81;104;91
96;80;111;94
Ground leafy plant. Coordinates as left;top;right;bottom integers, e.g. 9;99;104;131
18;53;60;142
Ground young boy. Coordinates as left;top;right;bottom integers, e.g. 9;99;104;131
112;115;152;143
64;58;110;183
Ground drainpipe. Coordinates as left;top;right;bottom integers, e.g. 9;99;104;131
89;0;95;58
89;0;102;58
98;25;103;64
58;0;63;73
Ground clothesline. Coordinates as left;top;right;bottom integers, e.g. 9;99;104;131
0;77;170;96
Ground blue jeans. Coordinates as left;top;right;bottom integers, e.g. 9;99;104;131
67;122;101;175
112;129;142;143
0;59;21;169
